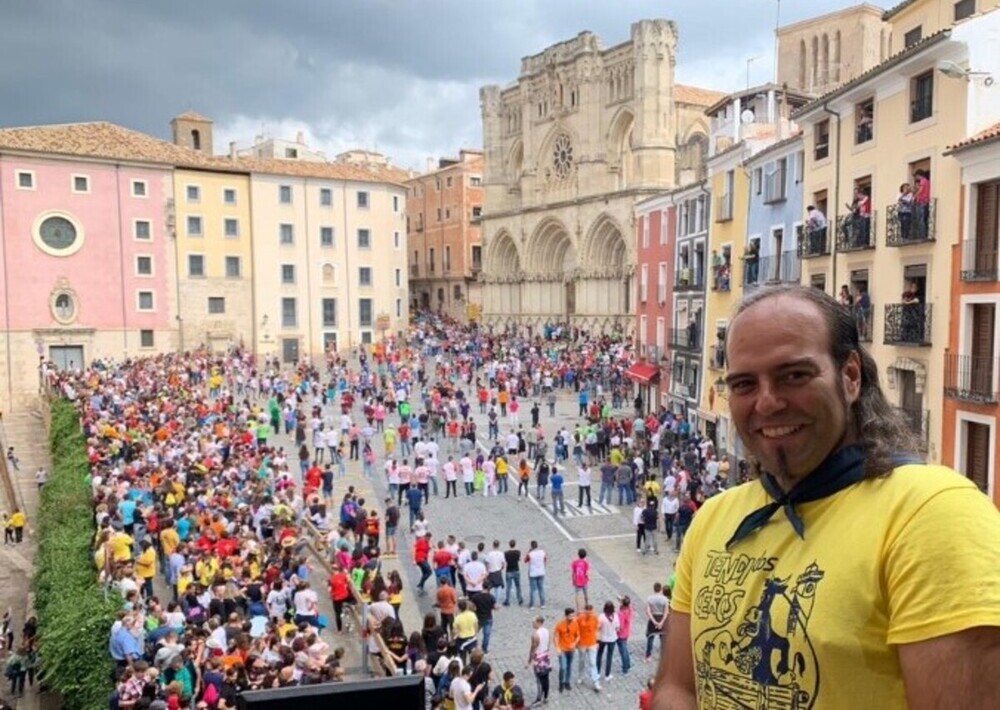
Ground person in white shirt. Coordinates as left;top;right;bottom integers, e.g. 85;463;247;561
661;490;680;542
577;464;593;510
426;454;440;497
459;456;475;496
443;457;458;498
528;616;552;704
663;472;677;495
596;601;621;681
463;552;488;593
451;665;483;710
505;431;519;455
525;541;547;609
633;501;646;553
485;540;507;602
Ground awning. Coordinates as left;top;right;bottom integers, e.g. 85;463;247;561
625;362;661;384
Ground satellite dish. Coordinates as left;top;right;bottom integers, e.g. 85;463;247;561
740;109;756;125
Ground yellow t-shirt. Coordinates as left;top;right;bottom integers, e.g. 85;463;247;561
609;449;624;466
135;547;157;580
109;532;134;562
672;463;1000;709
160;528;180;556
9;511;26;528
452;610;478;639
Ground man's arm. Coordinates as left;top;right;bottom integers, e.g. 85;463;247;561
898;626;1000;710
652;611;696;709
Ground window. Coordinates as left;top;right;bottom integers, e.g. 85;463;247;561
281;297;297;327
453;285;462;299
187;216;203;236
281;264;295;284
188;254;205;277
320;188;332;206
223;188;236;204
322;298;337;327
72;175;89;193
136;256;152;276
393;195;400;212
815;120;830;160
444;246;452;272
395;268;401;287
642;219;650;249
446;176;453;188
280;223;294;244
137;291;154;311
659;214;668;245
224;218;239;238
658;263;668;303
322;263;335;284
764;158;787;203
435;178;441;191
810;273;827;292
359;298;373;327
471;245;482;269
472;206;482;219
640;264;649;302
357;191;369;208
191;130;201;150
955;0;976;21
132;180;147;197
429;247;436;273
393;231;400;248
855;99;874;144
134;220;151;240
361;331;373;345
359;267;373;286
208;297;226;314
323;332;338;353
470;175;482;186
285;147;298;159
16;171;34;189
357;228;371;249
186;185;200;202
437;208;442;221
279;185;292;204
225;256;241;278
320;226;334;247
140;330;154;348
910;71;934;123
904;26;923;48
754;168;763;195
396;298;402;317
445;208;451;219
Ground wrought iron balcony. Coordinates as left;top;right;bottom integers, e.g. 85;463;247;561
707;345;726;371
669;327;701;351
885;199;936;246
960;239;998;282
673;268;704;292
883;302;932;346
851;301;874;343
798;227;830;258
893;406;929;451
746;253;801;288
835;212;876;252
944;354;999;404
710;265;732;292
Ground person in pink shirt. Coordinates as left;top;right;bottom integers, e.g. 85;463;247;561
571;549;591;607
414;461;431;504
617;596;633;675
914;169;931;238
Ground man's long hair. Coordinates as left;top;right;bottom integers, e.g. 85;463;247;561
729;284;920;478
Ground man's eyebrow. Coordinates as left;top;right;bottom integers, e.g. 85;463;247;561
725;358;821;385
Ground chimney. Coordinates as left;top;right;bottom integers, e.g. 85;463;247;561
296;131;305;145
229;141;237;159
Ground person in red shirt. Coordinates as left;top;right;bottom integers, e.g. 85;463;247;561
432;540;454;586
639;677;654;710
413;532;433;596
328;565;354;633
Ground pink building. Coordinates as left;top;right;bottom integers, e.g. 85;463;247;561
630;193;677;413
0;123;184;410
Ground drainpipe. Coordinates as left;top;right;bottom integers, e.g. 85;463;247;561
822;101;842;293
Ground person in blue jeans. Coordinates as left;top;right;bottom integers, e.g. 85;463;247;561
554;608;579;692
503;540;524;606
550;468;566;517
525;540;547;609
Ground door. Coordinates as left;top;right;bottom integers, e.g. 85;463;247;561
898;370;923;442
49;345;84;371
964;421;990;494
281;338;299;364
975;180;999;274
970;303;995;397
565;281;576;317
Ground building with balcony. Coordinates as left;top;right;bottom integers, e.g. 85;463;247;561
941;122;1000;505
479;21;724;332
666;183;709;422
633;193;676;412
884;0;1000;53
405;150;484;321
793;7;1000;462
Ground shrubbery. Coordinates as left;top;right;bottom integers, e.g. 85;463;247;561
34;398;120;710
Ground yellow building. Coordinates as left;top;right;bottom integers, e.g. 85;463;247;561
794;7;1000;462
884;0;1000;53
173;166;255;353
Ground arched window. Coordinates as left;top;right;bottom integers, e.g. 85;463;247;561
799;39;807;88
821;34;830;86
811;36;819;89
834;31;842;82
191;129;201;150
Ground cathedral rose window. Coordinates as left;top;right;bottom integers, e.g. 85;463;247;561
552;134;574;179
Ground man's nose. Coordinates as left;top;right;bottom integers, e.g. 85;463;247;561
754;381;786;417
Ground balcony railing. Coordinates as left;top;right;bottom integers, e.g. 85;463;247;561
669;327;701;351
944;354;999;404
960;238;998;282
883;302;932;346
746;252;802;288
673;268;704;292
851;301;874;343
835;212;876;252
710;264;732;292
894;406;929;451
708;345;726;371
798;227;830;258
885;199;936;246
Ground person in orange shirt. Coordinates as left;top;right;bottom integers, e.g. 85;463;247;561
498;388;510;417
553;608;580;692
575;603;602;691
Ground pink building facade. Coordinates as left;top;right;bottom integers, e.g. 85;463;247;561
0;154;177;408
631;193;676;413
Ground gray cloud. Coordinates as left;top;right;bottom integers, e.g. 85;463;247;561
0;0;856;169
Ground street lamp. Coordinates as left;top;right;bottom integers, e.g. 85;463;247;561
714;376;728;398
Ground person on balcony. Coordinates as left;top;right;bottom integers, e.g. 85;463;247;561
743;241;759;285
710;250;723;290
845;187;872;248
806;205;827;254
838;285;853;308
897;183;914;242
854;284;872;342
900;281;923;343
914;169;931;239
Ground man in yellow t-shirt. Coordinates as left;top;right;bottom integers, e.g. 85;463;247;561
452;600;479;663
109;528;134;562
8;508;26;543
135;539;157;598
656;285;1000;709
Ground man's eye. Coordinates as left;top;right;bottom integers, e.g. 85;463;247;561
784;371;811;384
729;381;753;394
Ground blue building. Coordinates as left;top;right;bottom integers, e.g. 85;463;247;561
743;134;806;292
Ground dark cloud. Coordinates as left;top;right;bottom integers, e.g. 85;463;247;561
0;0;855;168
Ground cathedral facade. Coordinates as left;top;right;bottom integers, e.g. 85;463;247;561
479;20;723;331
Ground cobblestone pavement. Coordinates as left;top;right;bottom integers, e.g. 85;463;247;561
296;378;678;704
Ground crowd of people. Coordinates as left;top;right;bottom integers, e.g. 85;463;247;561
12;309;734;710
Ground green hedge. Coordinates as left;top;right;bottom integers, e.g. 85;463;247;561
34;398;120;710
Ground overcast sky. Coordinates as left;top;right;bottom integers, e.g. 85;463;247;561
1;0;861;170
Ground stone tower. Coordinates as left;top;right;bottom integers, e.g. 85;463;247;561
170;112;214;155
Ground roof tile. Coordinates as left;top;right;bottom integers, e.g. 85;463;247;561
945;121;1000;154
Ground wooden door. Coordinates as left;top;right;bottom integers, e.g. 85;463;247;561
965;421;990;494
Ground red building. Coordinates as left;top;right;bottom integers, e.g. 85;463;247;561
630;193;676;413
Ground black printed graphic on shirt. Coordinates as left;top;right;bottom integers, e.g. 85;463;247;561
692;550;825;709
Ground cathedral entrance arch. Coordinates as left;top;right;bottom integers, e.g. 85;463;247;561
580;215;631;324
526;218;578;319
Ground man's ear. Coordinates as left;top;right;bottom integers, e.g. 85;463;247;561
842;350;862;404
